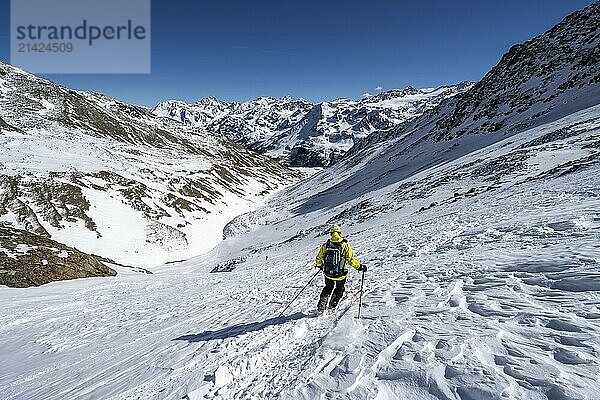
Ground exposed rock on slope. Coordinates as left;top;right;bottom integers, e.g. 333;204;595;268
0;225;116;288
428;1;600;141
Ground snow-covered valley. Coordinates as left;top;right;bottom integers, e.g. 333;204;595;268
1;1;600;399
0;63;303;268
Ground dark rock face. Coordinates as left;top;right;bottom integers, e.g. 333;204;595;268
0;116;20;132
427;1;600;141
0;225;117;288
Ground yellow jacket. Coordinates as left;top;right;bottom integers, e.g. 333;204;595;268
315;232;360;280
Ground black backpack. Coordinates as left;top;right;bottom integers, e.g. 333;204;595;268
323;239;347;278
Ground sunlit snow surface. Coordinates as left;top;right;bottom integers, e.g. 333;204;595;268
0;104;599;399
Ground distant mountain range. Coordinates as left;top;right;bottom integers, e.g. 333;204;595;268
152;83;474;167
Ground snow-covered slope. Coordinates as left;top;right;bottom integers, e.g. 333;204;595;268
282;0;600;212
1;2;599;399
153;83;473;167
0;62;303;267
1;104;598;400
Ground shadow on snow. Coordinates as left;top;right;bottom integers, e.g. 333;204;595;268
173;312;307;342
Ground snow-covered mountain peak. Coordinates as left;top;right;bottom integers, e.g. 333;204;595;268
365;84;465;104
153;82;474;166
372;86;423;99
193;96;230;107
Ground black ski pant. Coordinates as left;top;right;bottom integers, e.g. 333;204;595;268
318;277;346;311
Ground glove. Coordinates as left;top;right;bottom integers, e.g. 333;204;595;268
358;264;367;272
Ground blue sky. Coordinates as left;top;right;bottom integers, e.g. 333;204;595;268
0;0;596;106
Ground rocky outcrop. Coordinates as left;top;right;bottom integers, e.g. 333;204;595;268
417;1;599;142
0;225;117;288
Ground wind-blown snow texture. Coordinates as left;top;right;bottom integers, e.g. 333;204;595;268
153;84;474;167
1;2;600;400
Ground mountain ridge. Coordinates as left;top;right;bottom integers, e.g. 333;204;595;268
224;0;600;233
0;61;303;268
153;82;475;167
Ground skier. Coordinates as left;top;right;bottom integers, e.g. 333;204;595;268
315;225;366;313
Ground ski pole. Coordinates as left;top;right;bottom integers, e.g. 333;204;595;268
279;269;320;317
357;270;365;318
